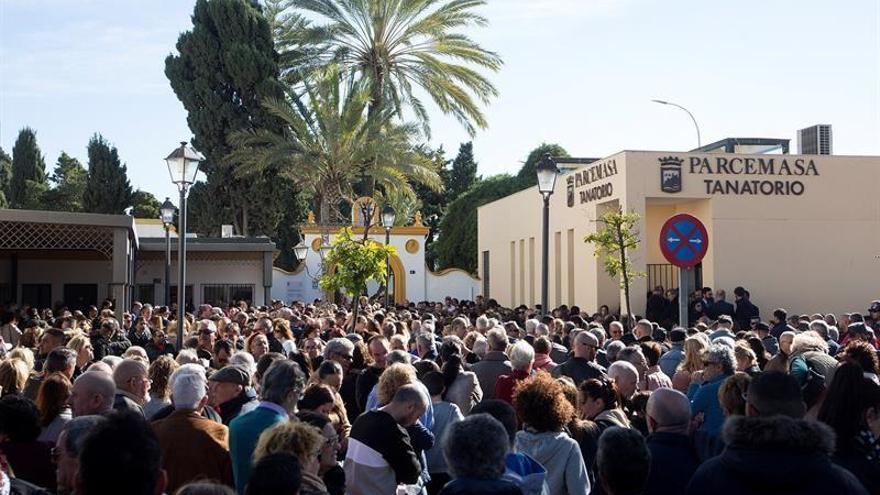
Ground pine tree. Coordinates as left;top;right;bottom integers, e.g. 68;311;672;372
44;152;87;212
83;134;133;214
8;128;47;209
447;142;479;201
0;147;11;208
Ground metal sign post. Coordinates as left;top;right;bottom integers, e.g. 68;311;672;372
659;214;709;329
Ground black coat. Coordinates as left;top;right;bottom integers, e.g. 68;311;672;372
644;432;699;495
734;298;760;330
686;415;869;495
711;300;735;320
90;333;131;361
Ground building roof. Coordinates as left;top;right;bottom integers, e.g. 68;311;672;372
0;209;139;248
138;236;276;252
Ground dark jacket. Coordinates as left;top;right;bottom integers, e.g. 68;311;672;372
355;366;383;412
145;340;177;361
834;433;880;495
439;478;524;495
646;294;668;324
734;298;759;330
686;415;869;495
645;432;699;495
770;321;788;340
113;392;145;417
127;328;152;348
0;441;55;492
217;388;258;425
471;351;512;401
91;333;131;361
711;300;735;320
551;357;606;386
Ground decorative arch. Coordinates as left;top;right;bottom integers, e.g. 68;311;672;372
325;251;406;305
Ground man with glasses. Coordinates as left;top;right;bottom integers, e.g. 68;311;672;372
552;331;607;386
112;359;150;417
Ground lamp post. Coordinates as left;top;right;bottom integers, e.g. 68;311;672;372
381;204;396;308
651;99;701;148
536;153;559;317
164;141;204;352
159;198;176;307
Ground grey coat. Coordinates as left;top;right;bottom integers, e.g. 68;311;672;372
471;351;512;401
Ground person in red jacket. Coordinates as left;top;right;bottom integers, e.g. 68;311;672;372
495;341;535;404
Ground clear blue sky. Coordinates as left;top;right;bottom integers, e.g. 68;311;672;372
1;0;878;206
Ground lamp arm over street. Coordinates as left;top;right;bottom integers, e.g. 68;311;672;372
652;99;701;148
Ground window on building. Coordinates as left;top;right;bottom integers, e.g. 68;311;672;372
22;284;51;309
0;284;12;305
64;284;98;312
136;284;156;305
202;284;254;307
169;285;194;311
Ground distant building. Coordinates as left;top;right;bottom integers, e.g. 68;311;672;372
797;124;833;155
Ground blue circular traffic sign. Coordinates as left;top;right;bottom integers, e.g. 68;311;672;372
659;214;709;268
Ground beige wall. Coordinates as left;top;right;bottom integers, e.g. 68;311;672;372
478;150;880;317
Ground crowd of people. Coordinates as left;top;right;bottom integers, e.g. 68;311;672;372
0;288;877;495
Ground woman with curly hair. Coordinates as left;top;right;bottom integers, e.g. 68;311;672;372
513;372;590;495
253;420;330;495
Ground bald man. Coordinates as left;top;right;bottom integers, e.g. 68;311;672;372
552;331;606;385
71;372;116;417
644;388;699;495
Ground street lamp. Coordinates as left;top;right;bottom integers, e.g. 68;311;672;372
293;242;309;263
165;141;204;351
159;198;176;307
651;99;702;148
381;204;396;308
536;153;559;316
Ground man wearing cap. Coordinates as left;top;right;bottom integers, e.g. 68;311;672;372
552;331;606;386
209;366;258;425
658;329;687;378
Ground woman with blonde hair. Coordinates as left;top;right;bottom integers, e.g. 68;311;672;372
377;363;418;406
0;359;29;396
672;336;707;392
8;347;34;372
67;334;94;374
734;343;761;377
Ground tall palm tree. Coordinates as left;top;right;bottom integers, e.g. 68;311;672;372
226;66;442;223
284;0;502;137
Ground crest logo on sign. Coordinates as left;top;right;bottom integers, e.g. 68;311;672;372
659;156;683;193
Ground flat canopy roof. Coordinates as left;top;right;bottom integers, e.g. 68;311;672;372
0;209;138;248
138;237;276;252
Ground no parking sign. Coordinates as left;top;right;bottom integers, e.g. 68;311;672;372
659;214;709;268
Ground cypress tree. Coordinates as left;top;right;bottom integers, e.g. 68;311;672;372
447;142;479;201
0;147;11;208
83;134;133;214
8;128;47;208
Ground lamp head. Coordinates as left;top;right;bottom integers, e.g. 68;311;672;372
165;141;204;187
381;204;396;230
536;153;559;195
159;198;175;224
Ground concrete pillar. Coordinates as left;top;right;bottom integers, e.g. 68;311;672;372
263;251;273;306
111;228;129;320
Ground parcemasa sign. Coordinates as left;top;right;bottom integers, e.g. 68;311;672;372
567;159;619;206
675;156;820;196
